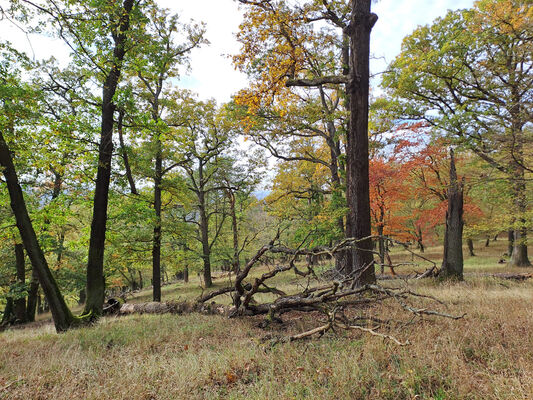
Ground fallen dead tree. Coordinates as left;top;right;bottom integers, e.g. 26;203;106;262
194;234;464;344
102;235;465;344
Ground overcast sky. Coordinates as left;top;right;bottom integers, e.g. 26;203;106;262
1;0;475;102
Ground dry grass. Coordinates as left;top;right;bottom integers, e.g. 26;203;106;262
1;241;532;399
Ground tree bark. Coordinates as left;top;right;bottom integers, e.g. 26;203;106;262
152;137;162;301
1;298;13;325
509;169;531;267
226;189;241;273
344;0;377;284
117;109;138;195
25;267;39;322
14;243;26;322
467;238;475;257
0;131;74;332
85;0;135;317
440;150;464;280
508;229;514;257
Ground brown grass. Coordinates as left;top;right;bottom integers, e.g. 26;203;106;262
1;240;532;399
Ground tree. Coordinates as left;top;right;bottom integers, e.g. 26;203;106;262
383;0;532;267
235;0;379;283
130;6;205;301
440;150;464;280
176;100;233;288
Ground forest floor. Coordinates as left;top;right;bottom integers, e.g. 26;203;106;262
1;239;532;399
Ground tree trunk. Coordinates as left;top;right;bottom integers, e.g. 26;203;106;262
200;202;212;288
467;238;475;257
508;230;514;257
226;190;241;273
25;267;39;322
485;237;490;247
0;131;74;332
184;267;189;283
152;138;162;302
377;225;385;274
509;169;531;267
117;109;138;195
84;0;135;317
440;150;464;280
344;0;377;284
1;298;14;325
14;243;26;322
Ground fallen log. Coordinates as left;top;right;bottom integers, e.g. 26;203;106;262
117;301;230;316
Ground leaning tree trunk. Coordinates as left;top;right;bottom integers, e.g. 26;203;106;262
84;0;135;317
0;131;74;332
14;243;26;322
344;0;377;284
440;150;464;280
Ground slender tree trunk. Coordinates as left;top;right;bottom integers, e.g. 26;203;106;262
14;244;26;322
85;0;135;317
152;138;162;302
183;266;189;283
344;0;377;284
117;109;138;195
485;237;490;247
199;203;212;288
377;225;385;274
226;190;241;273
508;230;514;257
0;131;73;332
440;150;464;280
467;238;475;257
25;267;39;322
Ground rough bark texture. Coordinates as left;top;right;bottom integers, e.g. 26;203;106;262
344;0;377;284
440;150;464;280
14;244;26;322
85;0;135;317
0;131;74;332
509;169;531;267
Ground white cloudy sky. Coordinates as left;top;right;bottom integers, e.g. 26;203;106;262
1;0;475;102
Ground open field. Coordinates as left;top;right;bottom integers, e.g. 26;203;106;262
1;239;532;400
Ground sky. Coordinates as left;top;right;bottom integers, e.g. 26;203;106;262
0;0;475;103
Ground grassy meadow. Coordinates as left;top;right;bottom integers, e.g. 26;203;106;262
1;239;532;400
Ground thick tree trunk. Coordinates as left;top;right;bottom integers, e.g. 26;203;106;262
1;298;14;325
14;244;26;322
0;131;74;332
152;139;162;302
440;150;464;280
344;0;377;284
509;170;531;267
85;0;135;317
